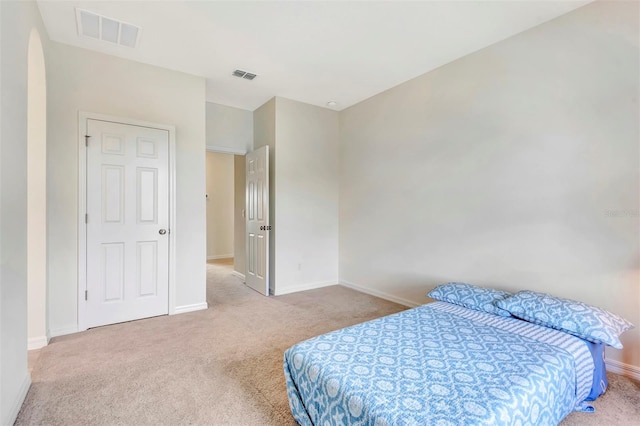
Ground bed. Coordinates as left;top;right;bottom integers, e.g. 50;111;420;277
284;301;606;426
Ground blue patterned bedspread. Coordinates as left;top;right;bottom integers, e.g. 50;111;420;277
284;302;594;426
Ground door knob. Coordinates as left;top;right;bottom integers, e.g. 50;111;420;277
159;229;167;235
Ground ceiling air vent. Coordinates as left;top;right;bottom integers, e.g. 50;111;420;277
232;69;258;80
76;8;141;48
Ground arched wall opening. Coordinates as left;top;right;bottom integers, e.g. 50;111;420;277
27;28;48;349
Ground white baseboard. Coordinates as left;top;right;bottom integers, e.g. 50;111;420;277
28;335;49;350
174;302;209;314
48;325;79;338
207;254;233;260
275;280;337;296
339;280;420;308
3;372;31;426
231;271;245;281
606;359;640;381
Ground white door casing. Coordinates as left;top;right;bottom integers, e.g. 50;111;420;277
245;146;269;295
79;115;175;329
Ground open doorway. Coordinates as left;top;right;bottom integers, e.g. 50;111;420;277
205;151;246;280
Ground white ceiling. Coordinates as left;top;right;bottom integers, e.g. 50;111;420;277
37;0;591;111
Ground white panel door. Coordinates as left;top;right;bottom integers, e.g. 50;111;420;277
245;146;269;295
85;119;169;328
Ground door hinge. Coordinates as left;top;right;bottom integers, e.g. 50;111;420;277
85;213;88;224
85;290;88;301
84;135;90;147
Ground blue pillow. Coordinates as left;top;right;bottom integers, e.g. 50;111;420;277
427;282;512;317
496;290;634;349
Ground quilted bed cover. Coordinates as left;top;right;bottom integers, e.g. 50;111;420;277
284;301;595;426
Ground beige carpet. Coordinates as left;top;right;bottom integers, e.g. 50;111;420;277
16;261;640;425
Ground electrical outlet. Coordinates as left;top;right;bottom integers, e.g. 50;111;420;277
297;263;302;271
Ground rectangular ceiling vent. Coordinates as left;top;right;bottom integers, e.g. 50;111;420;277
232;69;257;80
76;8;141;48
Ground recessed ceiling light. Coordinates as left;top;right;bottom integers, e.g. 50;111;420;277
326;101;338;107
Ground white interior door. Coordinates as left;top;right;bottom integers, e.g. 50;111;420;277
245;146;269;295
85;119;169;328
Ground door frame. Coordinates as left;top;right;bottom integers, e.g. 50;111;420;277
77;111;177;331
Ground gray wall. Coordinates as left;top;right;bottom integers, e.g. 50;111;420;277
46;42;207;334
206;102;253;154
0;1;49;423
339;0;639;367
253;97;340;294
274;98;339;294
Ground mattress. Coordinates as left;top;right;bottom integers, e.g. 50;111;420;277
284;301;597;426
